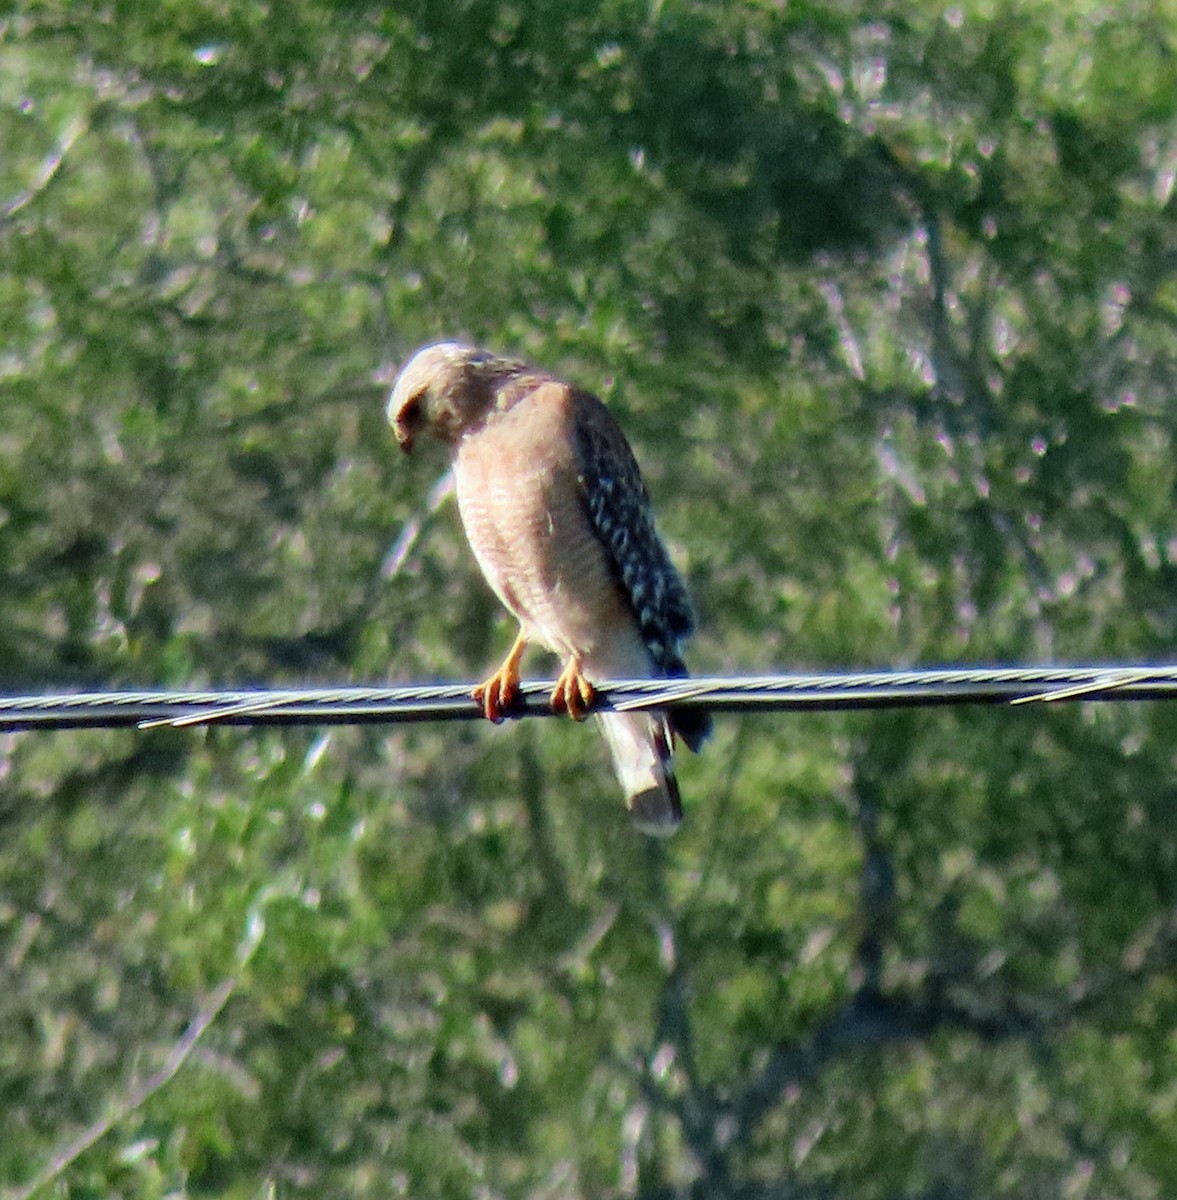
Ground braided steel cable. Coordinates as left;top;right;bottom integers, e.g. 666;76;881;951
1;665;1176;732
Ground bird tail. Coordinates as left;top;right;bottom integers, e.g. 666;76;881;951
595;711;682;837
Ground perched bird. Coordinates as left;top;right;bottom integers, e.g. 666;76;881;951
388;341;710;834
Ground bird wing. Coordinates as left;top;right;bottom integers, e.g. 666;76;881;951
568;388;695;660
569;387;710;754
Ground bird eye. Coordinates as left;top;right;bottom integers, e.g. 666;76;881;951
403;392;424;425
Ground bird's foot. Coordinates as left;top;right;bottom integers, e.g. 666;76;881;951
473;634;527;722
551;657;596;721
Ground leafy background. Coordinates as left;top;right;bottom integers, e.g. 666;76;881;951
3;1;1177;1197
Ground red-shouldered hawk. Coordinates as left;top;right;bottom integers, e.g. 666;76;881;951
388;342;710;835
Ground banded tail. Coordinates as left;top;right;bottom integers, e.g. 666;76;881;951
596;710;682;836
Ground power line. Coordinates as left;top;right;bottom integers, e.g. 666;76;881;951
1;665;1175;732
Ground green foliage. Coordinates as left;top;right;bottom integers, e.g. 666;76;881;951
3;1;1177;1196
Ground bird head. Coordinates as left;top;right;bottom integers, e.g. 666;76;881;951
388;342;508;453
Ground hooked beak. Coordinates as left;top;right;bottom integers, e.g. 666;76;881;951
389;392;424;454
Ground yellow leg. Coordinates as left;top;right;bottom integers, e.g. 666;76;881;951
473;631;528;722
550;656;596;722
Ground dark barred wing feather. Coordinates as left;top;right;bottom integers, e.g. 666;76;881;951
570;388;711;752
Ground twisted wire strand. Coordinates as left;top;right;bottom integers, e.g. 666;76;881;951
2;665;1177;732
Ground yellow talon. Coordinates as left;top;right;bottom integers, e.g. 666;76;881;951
551;657;596;721
473;631;527;722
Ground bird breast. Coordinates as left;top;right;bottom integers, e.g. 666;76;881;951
453;391;634;663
